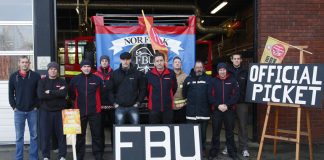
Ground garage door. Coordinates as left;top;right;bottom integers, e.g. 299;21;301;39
0;81;31;144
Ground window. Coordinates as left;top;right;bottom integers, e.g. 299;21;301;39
0;55;34;80
0;0;33;81
0;25;33;51
0;0;32;21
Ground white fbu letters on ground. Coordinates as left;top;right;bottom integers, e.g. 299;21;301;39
114;124;202;160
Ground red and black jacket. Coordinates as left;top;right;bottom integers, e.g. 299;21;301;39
69;73;101;116
146;67;177;112
94;66;113;106
213;74;239;110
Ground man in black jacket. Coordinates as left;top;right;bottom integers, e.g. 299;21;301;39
209;63;239;160
37;62;67;160
69;59;103;160
111;52;146;125
182;60;215;155
224;53;250;157
8;55;40;160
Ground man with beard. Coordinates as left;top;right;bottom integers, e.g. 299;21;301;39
182;60;215;157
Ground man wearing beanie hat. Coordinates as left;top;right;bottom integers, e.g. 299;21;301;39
47;62;60;71
37;61;67;160
217;62;227;71
69;59;104;160
80;59;92;68
94;55;114;150
110;52;146;125
222;53;250;157
99;55;110;63
209;62;239;160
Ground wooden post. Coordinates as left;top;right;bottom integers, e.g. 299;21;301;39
273;108;279;156
257;105;271;160
297;46;308;64
295;107;301;160
306;111;313;160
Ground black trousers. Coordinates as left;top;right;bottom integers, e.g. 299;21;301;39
101;109;115;149
77;113;103;160
39;109;67;158
149;110;174;124
173;107;186;124
187;119;209;150
209;109;237;157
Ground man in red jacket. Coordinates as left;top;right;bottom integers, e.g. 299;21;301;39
146;52;177;124
69;59;103;160
94;55;114;151
209;63;239;160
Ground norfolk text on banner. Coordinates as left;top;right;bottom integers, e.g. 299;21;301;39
260;37;289;64
245;64;324;107
62;109;82;135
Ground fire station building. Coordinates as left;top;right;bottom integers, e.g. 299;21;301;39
0;0;323;148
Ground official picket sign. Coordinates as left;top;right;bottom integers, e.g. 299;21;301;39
246;63;324;107
114;124;202;160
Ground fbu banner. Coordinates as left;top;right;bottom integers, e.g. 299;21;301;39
92;16;196;74
114;124;202;160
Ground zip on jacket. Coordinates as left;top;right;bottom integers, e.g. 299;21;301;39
9;70;40;111
69;73;101;116
146;67;177;112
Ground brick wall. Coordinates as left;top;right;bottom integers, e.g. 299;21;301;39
258;0;324;142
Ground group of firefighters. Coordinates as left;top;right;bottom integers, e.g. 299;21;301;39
9;51;250;160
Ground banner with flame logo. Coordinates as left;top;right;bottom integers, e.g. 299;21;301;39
92;16;195;74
